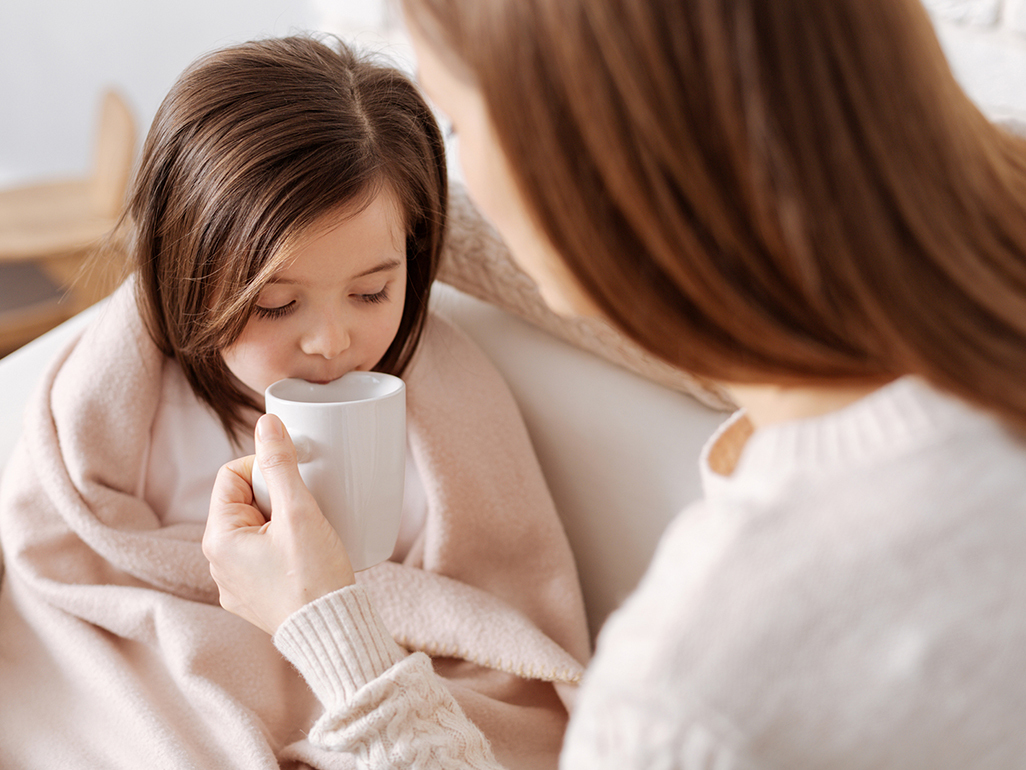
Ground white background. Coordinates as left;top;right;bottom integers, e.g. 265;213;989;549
1;0;1024;188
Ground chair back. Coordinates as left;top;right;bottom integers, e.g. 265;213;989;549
87;89;137;219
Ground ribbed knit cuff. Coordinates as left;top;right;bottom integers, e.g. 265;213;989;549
273;585;407;707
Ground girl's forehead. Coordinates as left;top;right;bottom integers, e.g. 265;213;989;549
306;187;406;247
267;193;407;286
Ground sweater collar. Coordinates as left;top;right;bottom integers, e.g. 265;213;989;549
700;377;986;499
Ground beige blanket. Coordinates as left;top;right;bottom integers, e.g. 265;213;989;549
0;282;590;769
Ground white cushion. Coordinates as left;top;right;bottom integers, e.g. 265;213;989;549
430;284;729;635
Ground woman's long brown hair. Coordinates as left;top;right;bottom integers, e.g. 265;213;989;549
124;36;447;441
403;0;1026;430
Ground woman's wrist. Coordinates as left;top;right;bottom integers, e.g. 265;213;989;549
273;584;407;706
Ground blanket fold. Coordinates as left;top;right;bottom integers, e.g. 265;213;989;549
0;281;589;770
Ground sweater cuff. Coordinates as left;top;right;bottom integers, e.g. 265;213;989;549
273;584;407;707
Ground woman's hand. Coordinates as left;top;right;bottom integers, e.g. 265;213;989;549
202;414;356;635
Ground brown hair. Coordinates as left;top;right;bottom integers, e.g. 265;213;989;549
123;35;447;441
403;0;1026;429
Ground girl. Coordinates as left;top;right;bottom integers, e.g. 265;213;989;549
131;34;444;535
0;35;588;770
205;2;1026;768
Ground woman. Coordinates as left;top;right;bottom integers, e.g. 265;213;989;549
203;0;1026;766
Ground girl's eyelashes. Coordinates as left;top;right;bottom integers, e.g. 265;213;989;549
357;287;390;305
252;286;391;318
253;301;296;320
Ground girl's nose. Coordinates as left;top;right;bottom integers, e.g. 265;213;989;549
301;311;351;359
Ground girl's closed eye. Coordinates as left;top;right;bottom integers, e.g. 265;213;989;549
254;301;296;320
357;287;390;305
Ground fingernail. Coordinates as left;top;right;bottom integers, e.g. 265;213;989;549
257;414;284;441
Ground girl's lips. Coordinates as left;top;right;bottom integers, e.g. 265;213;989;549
304;372;352;385
304;367;363;385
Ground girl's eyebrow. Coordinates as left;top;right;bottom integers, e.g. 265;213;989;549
353;258;403;279
268;258;403;285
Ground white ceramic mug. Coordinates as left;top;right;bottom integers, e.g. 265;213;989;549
251;372;406;572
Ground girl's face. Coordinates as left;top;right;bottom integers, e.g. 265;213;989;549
222;190;408;402
407;25;598;318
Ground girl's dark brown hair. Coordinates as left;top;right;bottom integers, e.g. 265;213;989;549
125;35;447;440
403;0;1026;430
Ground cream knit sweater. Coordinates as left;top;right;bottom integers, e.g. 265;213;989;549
276;376;1026;767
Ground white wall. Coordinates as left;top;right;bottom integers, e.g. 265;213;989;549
1;0;1024;189
0;0;322;186
924;0;1026;121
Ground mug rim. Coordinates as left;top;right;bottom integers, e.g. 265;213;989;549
264;372;405;406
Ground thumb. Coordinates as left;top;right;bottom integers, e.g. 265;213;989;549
255;413;316;520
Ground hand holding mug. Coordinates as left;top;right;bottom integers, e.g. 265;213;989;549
203;414;356;635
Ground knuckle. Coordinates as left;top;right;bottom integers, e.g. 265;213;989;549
201;529;222;558
260;449;296;472
203;541;232;572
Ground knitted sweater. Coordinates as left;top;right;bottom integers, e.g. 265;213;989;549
276;376;1026;767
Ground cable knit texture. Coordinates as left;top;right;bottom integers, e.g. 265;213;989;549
277;587;498;768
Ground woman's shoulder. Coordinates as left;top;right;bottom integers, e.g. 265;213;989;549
586;400;1026;766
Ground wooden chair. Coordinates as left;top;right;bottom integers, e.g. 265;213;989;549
0;89;136;357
